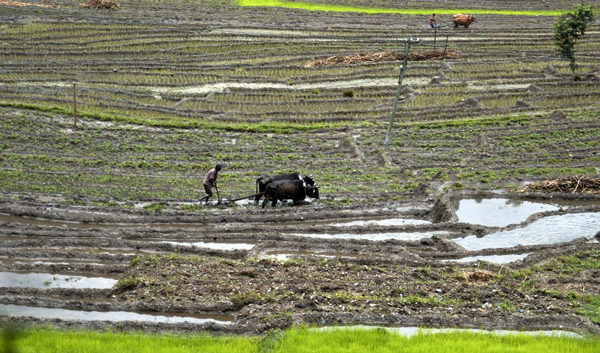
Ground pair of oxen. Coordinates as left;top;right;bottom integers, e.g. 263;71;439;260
255;173;319;208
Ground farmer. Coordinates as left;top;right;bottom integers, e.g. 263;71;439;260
429;13;436;29
200;163;222;204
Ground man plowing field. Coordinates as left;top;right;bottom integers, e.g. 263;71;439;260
200;163;222;205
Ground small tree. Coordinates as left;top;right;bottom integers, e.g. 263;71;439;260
553;5;597;77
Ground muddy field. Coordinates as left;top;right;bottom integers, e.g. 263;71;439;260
1;192;599;335
1;0;600;338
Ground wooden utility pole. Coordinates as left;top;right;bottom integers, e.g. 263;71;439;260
433;25;437;51
73;83;77;128
384;37;420;146
443;34;449;57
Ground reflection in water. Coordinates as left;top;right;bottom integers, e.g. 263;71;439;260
159;241;255;250
444;253;530;264
263;251;368;261
455;213;600;251
330;218;430;227
152;78;429;95
287;231;450;241
0;304;233;325
0;272;117;289
316;325;581;338
456;199;559;227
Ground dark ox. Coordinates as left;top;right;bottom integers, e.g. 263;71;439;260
255;172;314;203
261;179;319;208
453;14;476;28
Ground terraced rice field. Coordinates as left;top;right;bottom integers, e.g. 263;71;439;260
1;0;599;339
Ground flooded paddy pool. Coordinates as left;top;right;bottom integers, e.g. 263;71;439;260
455;212;600;251
318;325;582;338
286;231;451;241
0;213;212;230
263;251;370;260
159;241;256;250
329;218;430;227
0;257;110;267
0;272;118;289
443;253;531;264
455;198;560;227
0;304;233;325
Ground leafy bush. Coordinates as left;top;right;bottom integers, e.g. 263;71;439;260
553;5;597;75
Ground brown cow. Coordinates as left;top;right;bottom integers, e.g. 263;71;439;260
453;14;476;28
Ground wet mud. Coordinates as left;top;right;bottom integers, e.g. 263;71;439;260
1;192;599;336
2;0;599;338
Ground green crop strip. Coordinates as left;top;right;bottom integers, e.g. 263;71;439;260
0;101;359;134
237;0;564;16
4;323;600;353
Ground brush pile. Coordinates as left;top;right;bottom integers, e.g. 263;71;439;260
79;0;119;10
305;50;459;67
460;270;495;283
521;176;600;194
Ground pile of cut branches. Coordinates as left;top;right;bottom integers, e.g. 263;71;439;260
305;50;459;67
521;176;600;194
79;0;119;10
460;270;495;283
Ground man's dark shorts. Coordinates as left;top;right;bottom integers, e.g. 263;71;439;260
204;184;213;197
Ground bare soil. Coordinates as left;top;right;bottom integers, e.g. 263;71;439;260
1;0;599;338
1;191;599;335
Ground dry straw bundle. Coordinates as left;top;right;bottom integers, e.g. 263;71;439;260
0;1;55;7
305;50;459;67
521;176;600;194
460;270;495;283
79;0;119;10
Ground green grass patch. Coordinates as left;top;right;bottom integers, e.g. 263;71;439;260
578;294;600;324
238;0;564;16
0;101;352;134
276;327;599;353
4;326;599;353
1;327;259;353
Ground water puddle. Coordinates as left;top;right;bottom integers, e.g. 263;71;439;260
0;304;233;325
159;241;255;250
18;247;153;256
0;214;146;230
455;212;600;251
151;78;429;95
0;272;118;289
317;325;581;338
330;218;430;227
206;28;319;37
467;83;532;91
455;199;561;227
263;251;369;261
0;257;109;267
0;214;210;230
443;253;530;264
287;231;450;241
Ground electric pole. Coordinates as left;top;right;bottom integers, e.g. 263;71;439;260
384;37;420;146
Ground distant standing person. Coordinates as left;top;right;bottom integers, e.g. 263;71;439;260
429;13;436;29
201;163;222;204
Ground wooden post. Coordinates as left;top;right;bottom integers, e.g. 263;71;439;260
433;25;437;52
73;83;77;128
385;38;419;146
443;34;449;58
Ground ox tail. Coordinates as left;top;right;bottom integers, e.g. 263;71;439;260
256;177;264;193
